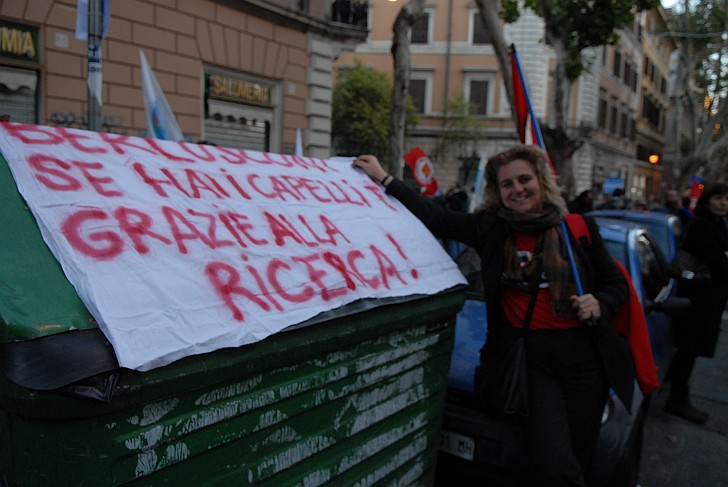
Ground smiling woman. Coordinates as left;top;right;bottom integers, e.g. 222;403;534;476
353;145;633;485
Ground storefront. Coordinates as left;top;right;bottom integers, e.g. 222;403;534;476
0;19;39;124
204;68;278;151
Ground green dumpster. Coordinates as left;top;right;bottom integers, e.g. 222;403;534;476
0;152;465;486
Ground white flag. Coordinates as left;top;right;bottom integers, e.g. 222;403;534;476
140;50;184;141
468;153;487;212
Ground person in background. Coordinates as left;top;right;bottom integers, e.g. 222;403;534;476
632;199;648;211
656;189;693;230
354;145;629;486
665;183;728;424
442;182;469;213
567;189;594;214
597;188;626;210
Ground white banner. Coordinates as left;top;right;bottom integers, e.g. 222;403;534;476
0;123;465;371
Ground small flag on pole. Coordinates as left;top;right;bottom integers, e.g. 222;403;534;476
404;147;439;196
510;44;556;177
140;50;184;142
75;0;111;40
295;128;303;156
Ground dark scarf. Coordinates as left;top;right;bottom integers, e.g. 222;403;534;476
498;204;582;318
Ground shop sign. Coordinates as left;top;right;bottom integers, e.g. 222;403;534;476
206;73;271;106
0;20;39;63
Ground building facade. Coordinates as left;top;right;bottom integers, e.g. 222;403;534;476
0;0;365;158
336;1;678;202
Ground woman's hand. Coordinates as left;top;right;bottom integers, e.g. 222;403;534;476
353;155;389;182
570;293;601;321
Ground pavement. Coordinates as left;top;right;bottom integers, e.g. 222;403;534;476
639;309;728;486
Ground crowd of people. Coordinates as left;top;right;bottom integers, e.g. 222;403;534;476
353;146;728;486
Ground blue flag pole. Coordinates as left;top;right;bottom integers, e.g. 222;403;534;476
511;44;585;297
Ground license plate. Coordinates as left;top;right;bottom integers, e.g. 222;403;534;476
440;430;475;461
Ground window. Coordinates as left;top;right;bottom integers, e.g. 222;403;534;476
636;234;668;302
468;80;489;115
408;78;427;114
471;12;492;44
609;104;618;133
642;95;661;128
597;95;608;129
411;12;430;44
613;50;621;78
620;107;628;138
0;66;38;124
630;116;636;141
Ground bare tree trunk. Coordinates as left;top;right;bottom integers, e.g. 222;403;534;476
473;0;513;115
541;28;579;195
389;0;424;177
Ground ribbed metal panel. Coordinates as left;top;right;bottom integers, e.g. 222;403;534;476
1;290;462;486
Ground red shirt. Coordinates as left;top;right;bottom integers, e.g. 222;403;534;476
501;232;580;330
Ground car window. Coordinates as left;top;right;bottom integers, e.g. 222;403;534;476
604;240;627;269
636;234;669;301
455;246;484;298
644;222;670;258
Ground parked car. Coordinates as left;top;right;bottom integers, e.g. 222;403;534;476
587;209;683;262
436;217;689;486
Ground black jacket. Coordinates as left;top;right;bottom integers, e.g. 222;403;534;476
677;214;728;357
386;179;633;404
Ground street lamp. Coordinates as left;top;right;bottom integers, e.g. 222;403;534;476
648;154;660;165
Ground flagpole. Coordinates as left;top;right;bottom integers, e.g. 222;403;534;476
87;0;102;131
510;45;546;150
511;44;587;300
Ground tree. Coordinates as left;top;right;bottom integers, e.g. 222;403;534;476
388;0;425;177
331;61;394;159
665;0;728;186
430;92;485;182
474;0;658;196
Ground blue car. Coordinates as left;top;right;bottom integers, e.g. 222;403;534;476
437;217;689;486
587;210;683;262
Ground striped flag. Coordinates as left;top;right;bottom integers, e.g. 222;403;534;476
510;44;556;177
140;50;184;142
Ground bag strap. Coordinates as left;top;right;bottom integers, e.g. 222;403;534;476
564;213;592;244
522;246;544;332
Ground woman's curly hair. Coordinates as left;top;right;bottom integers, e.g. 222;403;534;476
481;145;567;214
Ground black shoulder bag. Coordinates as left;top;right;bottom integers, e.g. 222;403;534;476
475;257;542;418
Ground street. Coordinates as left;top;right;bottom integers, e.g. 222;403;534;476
639;309;728;486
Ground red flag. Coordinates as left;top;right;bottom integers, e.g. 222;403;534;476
689;178;703;212
511;51;531;145
510;45;556;177
612;260;660;396
566;214;659;396
404;147;439;196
